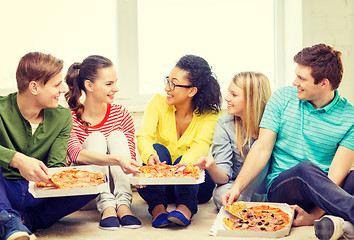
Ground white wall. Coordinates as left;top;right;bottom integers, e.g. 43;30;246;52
302;0;354;104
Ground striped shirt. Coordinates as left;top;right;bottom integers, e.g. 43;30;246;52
260;86;354;190
67;103;136;165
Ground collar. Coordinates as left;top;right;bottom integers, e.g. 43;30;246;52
303;90;339;113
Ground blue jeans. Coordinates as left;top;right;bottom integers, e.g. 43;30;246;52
0;167;97;232
268;161;354;224
137;144;215;216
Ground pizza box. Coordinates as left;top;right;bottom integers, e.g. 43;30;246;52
28;165;109;198
209;202;294;238
129;169;205;185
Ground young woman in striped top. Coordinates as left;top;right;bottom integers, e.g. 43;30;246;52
64;55;141;230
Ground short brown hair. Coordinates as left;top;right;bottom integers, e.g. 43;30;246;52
293;43;343;90
16;52;63;93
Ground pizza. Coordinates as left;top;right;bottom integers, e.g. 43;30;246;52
36;168;106;189
223;202;290;232
136;163;200;179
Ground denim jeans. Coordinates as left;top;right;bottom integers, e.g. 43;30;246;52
0;167;97;232
137;144;215;216
268;161;354;224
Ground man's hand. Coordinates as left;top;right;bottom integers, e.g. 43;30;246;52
194;157;216;170
291;205;317;226
147;154;160;166
9;152;50;183
221;184;241;206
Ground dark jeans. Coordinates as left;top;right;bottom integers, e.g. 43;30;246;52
0;167;97;232
137;143;215;216
268;161;354;224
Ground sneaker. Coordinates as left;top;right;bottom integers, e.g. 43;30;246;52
0;210;36;240
314;215;344;240
99;216;120;231
119;215;142;229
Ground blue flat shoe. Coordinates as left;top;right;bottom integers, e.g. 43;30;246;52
119;215;142;229
152;213;170;228
167;211;191;227
99;216;120;230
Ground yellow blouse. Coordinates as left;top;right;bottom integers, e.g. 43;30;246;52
137;94;221;164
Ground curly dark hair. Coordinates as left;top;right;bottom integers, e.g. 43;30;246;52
175;55;221;115
293;43;343;90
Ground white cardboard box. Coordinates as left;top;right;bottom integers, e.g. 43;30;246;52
209;202;294;238
28;165;109;198
129;169;205;185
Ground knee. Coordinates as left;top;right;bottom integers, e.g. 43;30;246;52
212;187;223;207
108;131;127;142
292;161;320;178
87;131;105;141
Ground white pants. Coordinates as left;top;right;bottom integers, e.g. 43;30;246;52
82;131;133;214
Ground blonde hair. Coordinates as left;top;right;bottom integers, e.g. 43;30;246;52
233;72;271;158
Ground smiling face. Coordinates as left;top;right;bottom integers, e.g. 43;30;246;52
36;72;66;108
165;67;195;107
225;81;244;117
293;64;323;104
88;66;118;104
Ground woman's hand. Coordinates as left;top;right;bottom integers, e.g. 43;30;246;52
117;155;140;174
147;154;160;166
194;156;216;170
221;183;241;206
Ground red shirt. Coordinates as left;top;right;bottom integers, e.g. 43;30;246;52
67;103;136;165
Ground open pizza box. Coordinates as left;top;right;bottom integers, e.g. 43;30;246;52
209;202;294;238
129;169;205;185
28;165;109;198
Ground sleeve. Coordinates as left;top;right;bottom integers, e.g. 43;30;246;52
211;119;234;179
339;120;354;151
119;106;136;161
137;95;160;164
180;111;221;164
259;87;285;133
66;131;83;165
46;111;73;168
0;118;17;169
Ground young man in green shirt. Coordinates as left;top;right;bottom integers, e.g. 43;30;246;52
0;52;97;240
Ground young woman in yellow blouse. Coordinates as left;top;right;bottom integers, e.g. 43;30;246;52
137;55;222;228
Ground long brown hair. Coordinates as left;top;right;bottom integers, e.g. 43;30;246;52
64;55;113;131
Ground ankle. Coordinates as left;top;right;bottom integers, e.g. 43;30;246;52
175;205;192;220
102;206;117;219
152;205;168;221
117;204;133;219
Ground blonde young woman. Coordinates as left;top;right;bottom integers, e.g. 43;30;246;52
195;72;271;209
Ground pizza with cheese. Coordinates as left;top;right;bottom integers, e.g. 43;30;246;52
223;202;290;232
36;168;105;189
136;163;200;179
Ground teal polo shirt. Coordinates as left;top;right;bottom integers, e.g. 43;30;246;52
260;86;354;190
0;93;73;180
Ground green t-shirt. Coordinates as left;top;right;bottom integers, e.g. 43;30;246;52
0;92;73;180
